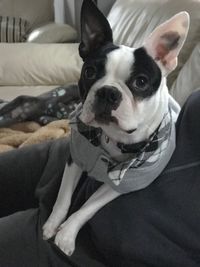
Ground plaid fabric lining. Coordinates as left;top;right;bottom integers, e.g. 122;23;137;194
107;112;172;185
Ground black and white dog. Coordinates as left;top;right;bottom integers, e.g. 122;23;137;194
43;0;189;256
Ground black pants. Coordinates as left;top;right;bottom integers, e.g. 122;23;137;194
1;92;200;267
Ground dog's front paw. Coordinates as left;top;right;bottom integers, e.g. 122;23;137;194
54;215;79;256
55;230;75;256
55;228;75;256
42;221;58;240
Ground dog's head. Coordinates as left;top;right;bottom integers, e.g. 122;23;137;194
78;0;189;144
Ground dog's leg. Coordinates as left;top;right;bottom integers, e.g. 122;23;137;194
54;184;121;256
43;161;82;240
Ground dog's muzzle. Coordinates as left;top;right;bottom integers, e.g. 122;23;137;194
93;86;122;124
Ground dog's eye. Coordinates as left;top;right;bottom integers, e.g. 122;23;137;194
133;75;149;90
84;66;97;80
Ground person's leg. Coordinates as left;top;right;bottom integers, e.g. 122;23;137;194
169;90;200;167
0;209;41;267
0;137;106;267
83;91;200;267
0;138;71;267
0;140;54;217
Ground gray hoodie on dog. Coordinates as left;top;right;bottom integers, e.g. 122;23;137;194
70;96;180;193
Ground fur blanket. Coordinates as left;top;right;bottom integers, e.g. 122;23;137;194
0;84;80;153
0;84;80;127
0;120;71;153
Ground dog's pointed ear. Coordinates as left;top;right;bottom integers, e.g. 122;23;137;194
79;0;113;61
143;12;190;75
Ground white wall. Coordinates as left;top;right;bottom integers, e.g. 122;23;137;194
65;0;76;26
54;0;65;23
54;0;81;26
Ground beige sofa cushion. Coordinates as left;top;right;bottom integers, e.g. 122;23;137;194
107;0;200;87
0;85;58;101
170;42;200;106
0;0;54;31
0;43;82;86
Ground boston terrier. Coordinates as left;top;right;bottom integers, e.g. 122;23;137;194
43;0;190;256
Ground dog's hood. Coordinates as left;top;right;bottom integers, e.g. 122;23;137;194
69;96;180;193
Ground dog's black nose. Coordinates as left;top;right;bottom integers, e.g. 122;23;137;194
95;86;122;109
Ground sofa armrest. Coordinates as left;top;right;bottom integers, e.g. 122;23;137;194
27;23;78;43
0;43;82;86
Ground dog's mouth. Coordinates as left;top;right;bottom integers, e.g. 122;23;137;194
95;114;137;134
94;114;118;125
125;128;137;134
80;112;137;135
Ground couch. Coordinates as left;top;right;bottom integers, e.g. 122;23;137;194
107;0;200;106
0;0;82;100
1;0;200;106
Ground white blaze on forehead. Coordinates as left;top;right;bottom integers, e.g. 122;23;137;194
80;45;136;125
105;45;135;81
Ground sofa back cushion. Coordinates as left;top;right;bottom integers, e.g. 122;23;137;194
0;0;54;31
0;43;82;86
170;42;200;106
107;0;200;87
